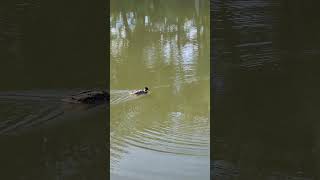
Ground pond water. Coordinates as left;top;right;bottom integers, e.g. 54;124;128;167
0;0;107;179
213;0;320;179
110;0;210;179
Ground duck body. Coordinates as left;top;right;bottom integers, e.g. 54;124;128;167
131;87;149;96
132;90;147;95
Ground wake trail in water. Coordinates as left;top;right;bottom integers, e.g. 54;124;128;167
0;89;98;135
110;90;139;105
0;90;72;103
110;85;171;105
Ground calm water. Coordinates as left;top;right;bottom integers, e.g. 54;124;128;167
213;0;320;179
110;0;210;179
0;0;107;179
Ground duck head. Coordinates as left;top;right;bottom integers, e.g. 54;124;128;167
144;87;149;92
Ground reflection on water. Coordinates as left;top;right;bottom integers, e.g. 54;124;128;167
111;0;209;179
213;0;320;179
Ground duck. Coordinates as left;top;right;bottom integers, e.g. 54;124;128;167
62;90;109;104
131;87;149;95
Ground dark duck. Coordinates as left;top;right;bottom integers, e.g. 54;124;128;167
131;87;149;95
63;90;109;104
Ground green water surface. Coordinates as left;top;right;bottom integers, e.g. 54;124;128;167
110;0;210;179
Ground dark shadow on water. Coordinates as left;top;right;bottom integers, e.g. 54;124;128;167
0;90;109;179
212;0;320;179
0;0;109;178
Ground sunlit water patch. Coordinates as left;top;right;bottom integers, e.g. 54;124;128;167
110;85;210;179
110;0;210;179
